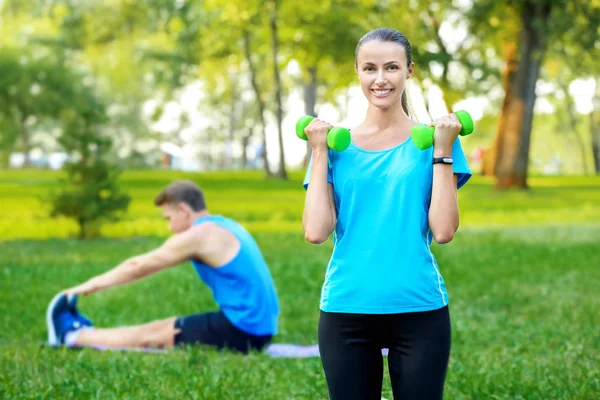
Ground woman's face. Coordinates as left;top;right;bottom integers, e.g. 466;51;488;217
356;40;414;110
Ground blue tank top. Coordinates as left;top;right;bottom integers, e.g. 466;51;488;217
189;215;279;336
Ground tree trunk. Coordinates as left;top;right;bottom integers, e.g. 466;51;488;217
242;29;272;177
302;66;318;168
227;77;238;169
482;42;514;177
269;0;287;179
13;110;31;167
591;78;600;173
562;84;589;175
242;127;252;168
592;115;600;173
78;217;86;240
204;132;213;170
21;126;31;166
492;2;552;189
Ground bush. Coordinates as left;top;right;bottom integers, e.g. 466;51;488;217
49;95;131;239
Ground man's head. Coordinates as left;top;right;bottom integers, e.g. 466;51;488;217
154;180;207;233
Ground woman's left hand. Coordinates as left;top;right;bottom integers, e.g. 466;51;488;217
431;113;462;155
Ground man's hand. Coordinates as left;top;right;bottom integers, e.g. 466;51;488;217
63;280;99;296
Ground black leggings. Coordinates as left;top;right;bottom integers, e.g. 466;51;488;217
318;306;451;400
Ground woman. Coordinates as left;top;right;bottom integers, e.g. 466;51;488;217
302;28;472;400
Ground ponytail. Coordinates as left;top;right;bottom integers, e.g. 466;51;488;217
401;91;411;117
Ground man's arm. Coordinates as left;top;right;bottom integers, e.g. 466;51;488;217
65;225;206;296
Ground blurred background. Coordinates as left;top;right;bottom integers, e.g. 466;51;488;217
1;0;598;180
1;1;599;399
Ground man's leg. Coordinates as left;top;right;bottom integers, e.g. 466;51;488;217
47;293;180;349
72;317;179;349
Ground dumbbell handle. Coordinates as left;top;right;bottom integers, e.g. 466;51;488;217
295;115;351;152
411;110;474;151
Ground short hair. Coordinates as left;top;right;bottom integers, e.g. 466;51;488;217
153;180;206;211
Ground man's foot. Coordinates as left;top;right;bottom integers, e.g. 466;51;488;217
46;293;89;346
66;294;93;328
46;292;68;345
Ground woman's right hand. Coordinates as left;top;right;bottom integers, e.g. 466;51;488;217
304;118;332;150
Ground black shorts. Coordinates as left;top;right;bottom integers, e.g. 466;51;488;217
173;311;272;354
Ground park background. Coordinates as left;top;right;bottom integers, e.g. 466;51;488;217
0;0;599;399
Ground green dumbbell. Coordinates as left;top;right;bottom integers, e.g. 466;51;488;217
295;115;351;152
411;110;474;150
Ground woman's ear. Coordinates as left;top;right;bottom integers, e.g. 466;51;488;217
407;61;415;79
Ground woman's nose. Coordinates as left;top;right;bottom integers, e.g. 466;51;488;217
375;75;387;86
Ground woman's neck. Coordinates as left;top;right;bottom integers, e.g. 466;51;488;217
359;104;412;133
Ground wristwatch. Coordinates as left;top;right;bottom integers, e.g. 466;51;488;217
432;156;453;165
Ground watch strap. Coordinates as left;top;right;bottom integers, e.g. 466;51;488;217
432;156;453;164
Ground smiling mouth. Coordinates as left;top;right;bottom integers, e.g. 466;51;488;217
372;89;392;97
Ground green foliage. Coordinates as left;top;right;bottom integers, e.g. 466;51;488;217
49;161;132;240
49;96;131;239
466;0;600;84
1;0;599;180
0;47;79;163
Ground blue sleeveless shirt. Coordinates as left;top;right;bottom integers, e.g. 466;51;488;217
189;215;279;336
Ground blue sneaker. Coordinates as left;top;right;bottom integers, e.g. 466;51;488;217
66;294;93;328
46;293;87;346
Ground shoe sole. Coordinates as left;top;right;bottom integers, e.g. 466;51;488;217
46;292;66;345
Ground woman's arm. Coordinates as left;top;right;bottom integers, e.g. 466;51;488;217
301;118;337;244
427;114;463;244
429;162;460;244
302;148;337;244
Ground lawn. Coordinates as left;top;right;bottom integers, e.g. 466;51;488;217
1;170;599;399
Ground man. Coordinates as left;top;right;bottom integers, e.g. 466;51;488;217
46;180;280;354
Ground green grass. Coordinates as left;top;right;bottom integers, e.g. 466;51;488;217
1;170;599;239
1;170;599;399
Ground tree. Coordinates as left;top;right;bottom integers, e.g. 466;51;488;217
242;28;273;176
279;1;365;166
0;49;79;166
469;0;600;188
203;0;283;177
268;0;287;179
592;78;600;173
50;93;131;239
197;59;262;170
